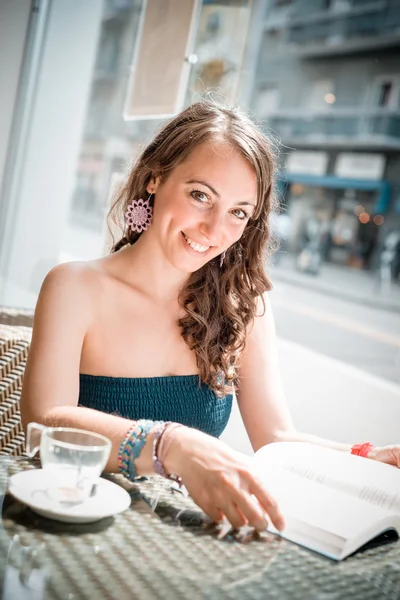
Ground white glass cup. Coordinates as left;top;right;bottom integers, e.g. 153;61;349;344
25;423;112;505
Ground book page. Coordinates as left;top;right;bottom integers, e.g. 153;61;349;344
253;443;400;514
264;470;400;560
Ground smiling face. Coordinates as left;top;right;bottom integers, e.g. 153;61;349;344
146;141;258;273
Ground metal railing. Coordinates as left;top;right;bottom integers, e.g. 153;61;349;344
265;108;400;146
287;2;400;48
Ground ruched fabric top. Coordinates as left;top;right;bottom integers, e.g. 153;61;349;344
78;374;233;438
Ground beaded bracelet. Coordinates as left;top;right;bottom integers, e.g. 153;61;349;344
153;422;183;485
152;422;171;477
119;420;161;481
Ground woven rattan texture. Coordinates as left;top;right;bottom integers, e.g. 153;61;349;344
1;458;399;600
0;326;32;455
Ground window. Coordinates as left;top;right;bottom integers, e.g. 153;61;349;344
254;83;279;116
273;0;294;6
379;82;393;107
372;76;400;109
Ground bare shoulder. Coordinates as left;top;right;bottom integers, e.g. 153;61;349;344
246;292;274;340
40;260;101;301
35;261;102;331
41;260;100;292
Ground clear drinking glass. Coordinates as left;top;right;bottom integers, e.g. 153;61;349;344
25;423;112;504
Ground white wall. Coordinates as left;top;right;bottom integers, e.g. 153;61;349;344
0;0;103;308
0;1;31;203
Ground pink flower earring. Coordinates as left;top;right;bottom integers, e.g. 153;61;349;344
125;193;153;233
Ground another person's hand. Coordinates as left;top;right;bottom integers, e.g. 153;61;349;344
369;445;400;468
164;426;285;532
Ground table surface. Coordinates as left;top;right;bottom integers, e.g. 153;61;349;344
0;457;399;600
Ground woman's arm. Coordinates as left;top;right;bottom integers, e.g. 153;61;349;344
239;299;400;467
237;293;351;453
20;262;158;474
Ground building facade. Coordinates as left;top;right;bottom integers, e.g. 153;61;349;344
252;0;400;269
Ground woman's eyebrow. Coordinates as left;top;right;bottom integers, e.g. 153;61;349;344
237;200;256;207
186;179;219;196
186;179;256;207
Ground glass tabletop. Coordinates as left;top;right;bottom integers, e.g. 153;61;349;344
0;456;399;600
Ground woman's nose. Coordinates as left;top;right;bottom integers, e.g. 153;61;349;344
199;213;224;245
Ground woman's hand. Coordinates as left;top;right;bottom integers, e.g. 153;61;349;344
163;426;285;532
369;445;400;468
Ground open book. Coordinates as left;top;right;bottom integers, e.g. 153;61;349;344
252;442;400;561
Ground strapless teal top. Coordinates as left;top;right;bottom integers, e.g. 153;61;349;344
78;374;233;438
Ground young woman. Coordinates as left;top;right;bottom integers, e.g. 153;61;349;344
20;101;399;533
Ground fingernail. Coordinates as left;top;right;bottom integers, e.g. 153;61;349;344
276;519;285;531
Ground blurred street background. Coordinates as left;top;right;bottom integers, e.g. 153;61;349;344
1;0;400;450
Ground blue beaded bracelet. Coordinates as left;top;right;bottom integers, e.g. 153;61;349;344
119;420;162;481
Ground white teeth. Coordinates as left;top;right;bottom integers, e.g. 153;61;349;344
183;234;210;253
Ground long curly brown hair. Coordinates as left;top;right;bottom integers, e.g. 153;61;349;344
109;101;278;396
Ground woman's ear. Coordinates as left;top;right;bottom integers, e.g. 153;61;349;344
147;175;161;195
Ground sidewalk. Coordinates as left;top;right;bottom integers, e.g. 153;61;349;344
268;253;400;314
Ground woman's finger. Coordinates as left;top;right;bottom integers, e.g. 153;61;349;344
371;445;400;468
200;501;223;524
220;502;247;530
248;475;285;531
233;489;268;531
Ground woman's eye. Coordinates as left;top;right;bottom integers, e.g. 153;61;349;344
191;190;209;204
232;209;248;220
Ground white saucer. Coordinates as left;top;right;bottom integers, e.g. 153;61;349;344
8;469;131;524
